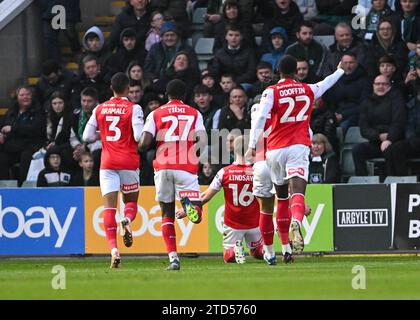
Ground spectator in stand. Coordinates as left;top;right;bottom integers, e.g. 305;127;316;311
44;92;81;173
365;18;408;78
386;84;420;175
126;61;152;93
218;86;250;132
308;133;340;183
352;75;406;176
128;80;145;105
72;55;112;106
142;91;163;117
315;0;357;34
294;0;319;20
324;53;371;132
322;22;368;77
203;0;225;37
192;84;221;136
310;98;339;154
35;60;77;110
200;69;223;106
286;21;326;77
0;86;46;186
260;27;288;73
79;26;112;76
252;61;274;97
36;146;72;187
150;51;200;103
405;58;420;98
72;87;101;169
218;73;237;108
106;28;147;82
108;0;151;52
39;0;81;63
358;0;394;41
259;0;303;48
212;0;256;51
296;58;321;83
150;0;191;38
71;151;100;186
408;39;420;70
211;24;257;85
377;55;405;93
145;11;164;51
144;21;198;82
198;160;216;185
359;0;396;11
391;0;420;51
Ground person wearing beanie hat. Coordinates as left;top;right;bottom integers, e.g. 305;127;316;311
285;21;326;77
144;20;198;81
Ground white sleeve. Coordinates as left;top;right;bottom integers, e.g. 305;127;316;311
309;68;345;100
195;112;206;132
142;111;156;137
132;104;144;142
209;168;224;191
212;109;221;129
82;107;99;143
249;88;273;149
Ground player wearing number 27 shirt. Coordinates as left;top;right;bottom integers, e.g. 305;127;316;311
247;55;344;258
83;73;144;268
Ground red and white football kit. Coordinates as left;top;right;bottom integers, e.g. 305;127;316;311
142;99;205;202
83;97;144;196
210;162;263;261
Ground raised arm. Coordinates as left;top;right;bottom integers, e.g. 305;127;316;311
132;104;144;142
82;107;100;143
309;64;344;100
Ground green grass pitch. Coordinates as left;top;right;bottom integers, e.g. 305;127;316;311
1;255;420;299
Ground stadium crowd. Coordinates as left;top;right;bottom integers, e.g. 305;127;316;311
1;0;420;187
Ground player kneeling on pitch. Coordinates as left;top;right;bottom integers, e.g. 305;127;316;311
178;135;264;264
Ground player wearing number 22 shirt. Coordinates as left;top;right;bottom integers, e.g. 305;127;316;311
139;79;207;271
83;73;144;269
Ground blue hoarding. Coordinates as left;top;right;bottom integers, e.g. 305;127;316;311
0;188;85;255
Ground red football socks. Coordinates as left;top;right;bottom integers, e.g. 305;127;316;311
223;248;236;263
276;198;291;245
250;245;264;259
124;201;137;222
259;212;274;246
162;217;177;253
290;193;305;224
104;208;117;250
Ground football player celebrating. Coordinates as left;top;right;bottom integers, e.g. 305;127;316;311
139;79;207;270
83;72;144;268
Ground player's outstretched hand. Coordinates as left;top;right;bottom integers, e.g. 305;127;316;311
244;148;256;164
337;61;343;71
176;208;187;219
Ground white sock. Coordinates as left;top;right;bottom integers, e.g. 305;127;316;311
292;218;301;227
168;251;179;263
111;248;119;256
281;244;292;255
263;244;275;257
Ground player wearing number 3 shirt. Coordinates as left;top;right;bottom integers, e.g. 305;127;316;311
201;135;263;264
139;80;207;271
83;73;144;268
247;55;344;260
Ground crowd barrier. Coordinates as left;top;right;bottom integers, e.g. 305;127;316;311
0;184;419;255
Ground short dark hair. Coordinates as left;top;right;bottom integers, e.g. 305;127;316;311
42;60;60;76
194;84;211;95
297;20;314;33
220;73;235;81
111;72;130;94
225;23;242;34
82;54;98;66
129;79;142;88
81;87;98;100
342;52;357;60
378;55;396;67
85;32;99;41
278;55;297;76
257;61;273;71
166;79;186;100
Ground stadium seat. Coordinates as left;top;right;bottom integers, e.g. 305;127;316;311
0;180;18;188
366;158;384;176
21;180;37;188
384;176;418;183
255;36;262;46
347;176;380;184
191;7;207;31
336;127;344;149
340;127;368;179
195;37;214;56
314;35;335;48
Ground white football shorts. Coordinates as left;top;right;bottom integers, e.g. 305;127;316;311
154;169;201;203
223;225;263;250
252;160;275;198
99;169;140;196
265;144;310;186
